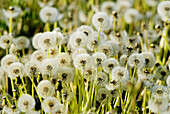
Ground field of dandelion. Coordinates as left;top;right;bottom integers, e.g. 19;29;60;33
0;0;170;113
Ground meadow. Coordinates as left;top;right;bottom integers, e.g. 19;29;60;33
0;0;170;114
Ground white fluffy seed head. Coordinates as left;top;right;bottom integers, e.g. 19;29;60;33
57;66;74;84
39;6;58;23
97;87;110;103
73;54;92;70
8;62;25;79
37;80;55;98
92;12;110;30
14;36;30;50
119;55;128;67
0;35;12;49
157;1;170;22
40;58;59;77
96;71;108;87
92;52;107;67
2;6;21;18
72;48;87;60
111;66;129;83
103;58;119;74
141;52;156;68
38;32;56;51
101;1;116;15
25;60;40;77
31;50;47;63
1;54;17;72
69;31;87;49
76;25;94;37
124;8;142;24
17;94;35;112
166;75;170;86
42;97;60;113
56;53;71;67
128;53;145;68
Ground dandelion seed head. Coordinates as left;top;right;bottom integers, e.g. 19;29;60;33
92;52;107;67
69;31;87;49
17;94;35;112
37;80;55;98
2;6;21;18
14;36;30;50
76;25;94;37
92;12;110;30
25;60;40;76
128;53;145;68
111;66;129;83
39;6;58;23
124;8;142;24
157;1;170;22
0;35;12;49
97;87;110;103
103;58;119;74
96;71;108;87
56;53;71;67
40;58;59;77
8;62;25;79
72;48;87;60
31;50;47;63
101;1;116;15
38;32;56;50
57;67;74;84
141;52;156;68
42;97;60;113
73;54;92;70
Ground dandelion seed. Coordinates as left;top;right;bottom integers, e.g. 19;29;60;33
101;1;116;15
37;80;55;98
124;8;142;24
40;58;59;77
76;25;94;37
17;94;35;112
151;85;168;99
111;66;129;83
121;44;136;55
148;98;168;113
25;61;40;76
42;97;60;113
86;34;98;51
1;54;17;72
92;52;107;67
141;52;156;68
117;1;132;14
38;32;56;51
52;31;64;46
3;105;19;114
157;1;170;22
73;54;92;70
69;31;87;49
92;12;110;30
31;50;47;63
14;36;30;50
154;66;168;80
8;62;25;79
128;53;145;68
56;53;71;67
0;34;12;49
2;6;21;18
56;104;66;114
97;87;110;103
82;67;96;82
57;67;74;84
109;30;128;45
96;71;108;87
39;6;58;24
103;58;119;74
